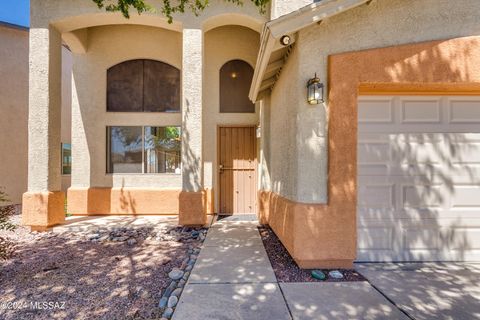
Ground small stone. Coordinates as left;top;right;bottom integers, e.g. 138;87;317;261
127;238;137;246
162;307;174;319
168;268;184;280
113;236;129;242
185;265;193;272
171;288;182;297
182;271;190;280
180;257;189;269
163;281;177;297
311;270;326;280
328;270;344;279
199;234;206;240
88;233;100;240
178;279;186;288
167;296;178;308
191;230;199;237
158;297;168;308
98;235;109;242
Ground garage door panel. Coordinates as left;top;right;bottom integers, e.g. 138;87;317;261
402;185;444;209
403;228;441;250
451;186;480;208
357;95;480;262
448;98;480;123
358;98;394;123
449;228;480;250
358;184;394;208
401;99;441;123
358;227;394;250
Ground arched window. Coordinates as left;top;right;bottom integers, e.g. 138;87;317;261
220;60;255;113
107;59;180;112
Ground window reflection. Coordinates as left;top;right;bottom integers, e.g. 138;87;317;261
144;127;181;174
107;126;181;174
61;143;72;175
108;127;143;173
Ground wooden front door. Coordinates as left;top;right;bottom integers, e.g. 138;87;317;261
218;126;257;214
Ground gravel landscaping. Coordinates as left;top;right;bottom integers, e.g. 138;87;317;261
258;225;366;282
0;209;207;320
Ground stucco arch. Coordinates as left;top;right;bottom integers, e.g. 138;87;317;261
53;13;182;54
52;12;182;34
202;13;263;33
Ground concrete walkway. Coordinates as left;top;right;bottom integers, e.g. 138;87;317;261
173;216;291;319
173;216;407;320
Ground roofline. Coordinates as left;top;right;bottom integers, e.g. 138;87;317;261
249;0;369;102
0;21;29;31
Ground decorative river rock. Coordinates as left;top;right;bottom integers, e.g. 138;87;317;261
328;270;344;279
311;270;326;280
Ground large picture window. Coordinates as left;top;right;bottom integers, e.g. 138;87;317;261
107;59;180;112
107;126;181;174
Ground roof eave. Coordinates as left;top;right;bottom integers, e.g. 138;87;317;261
249;0;370;102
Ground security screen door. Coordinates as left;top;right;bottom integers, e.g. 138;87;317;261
218;126;257;214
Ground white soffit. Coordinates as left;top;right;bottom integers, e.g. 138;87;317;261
249;0;370;102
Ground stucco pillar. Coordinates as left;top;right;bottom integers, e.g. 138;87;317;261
179;27;206;225
22;26;65;230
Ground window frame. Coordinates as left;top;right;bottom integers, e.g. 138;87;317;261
106;125;182;175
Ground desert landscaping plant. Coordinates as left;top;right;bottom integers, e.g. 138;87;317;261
0;188;16;260
92;0;270;22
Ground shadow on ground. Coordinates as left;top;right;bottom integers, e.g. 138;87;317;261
0;234;186;320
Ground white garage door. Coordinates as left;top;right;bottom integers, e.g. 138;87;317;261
357;95;480;262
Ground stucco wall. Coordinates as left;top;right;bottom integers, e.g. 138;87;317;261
267;43;328;204
271;0;314;19
0;25;28;204
71;24;183;189
0;25;72;203
267;0;480;204
203;25;260;211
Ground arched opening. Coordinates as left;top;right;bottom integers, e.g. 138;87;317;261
220;60;255;113
107;59;180;112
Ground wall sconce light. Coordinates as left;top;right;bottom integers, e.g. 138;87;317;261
307;73;324;105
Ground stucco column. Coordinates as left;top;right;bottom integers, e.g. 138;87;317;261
179;28;206;225
22;26;65;230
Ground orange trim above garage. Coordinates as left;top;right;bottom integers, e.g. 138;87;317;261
358;82;480;96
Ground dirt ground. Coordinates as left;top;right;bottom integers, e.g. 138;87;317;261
258;225;366;282
0;209;202;320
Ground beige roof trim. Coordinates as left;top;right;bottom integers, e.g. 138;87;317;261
249;0;370;102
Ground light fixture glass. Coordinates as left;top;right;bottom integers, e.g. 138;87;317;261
307;73;324;105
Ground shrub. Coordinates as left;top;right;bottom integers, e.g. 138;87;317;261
0;188;16;260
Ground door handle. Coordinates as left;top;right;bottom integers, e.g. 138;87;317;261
219;164;224;174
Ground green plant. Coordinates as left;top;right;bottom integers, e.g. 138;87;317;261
0;189;16;260
92;0;270;22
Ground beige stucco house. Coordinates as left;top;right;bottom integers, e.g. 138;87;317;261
0;22;72;205
21;0;480;268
